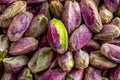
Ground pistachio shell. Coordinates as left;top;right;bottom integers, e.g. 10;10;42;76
47;18;68;54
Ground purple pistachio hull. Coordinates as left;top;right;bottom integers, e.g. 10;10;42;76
94;24;120;40
47;18;68;54
8;11;33;41
62;0;81;35
68;69;84;80
8;37;38;55
69;24;92;51
110;65;120;80
74;49;89;69
103;0;120;12
84;66;102;80
39;69;67;80
80;0;102;33
101;43;120;63
58;51;74;72
3;55;28;73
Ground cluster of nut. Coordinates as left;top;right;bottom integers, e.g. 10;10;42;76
0;0;120;80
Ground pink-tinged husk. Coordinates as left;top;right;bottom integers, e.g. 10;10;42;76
1;72;15;80
3;55;28;73
69;24;92;51
68;69;84;80
99;5;113;24
58;51;74;72
47;18;68;54
25;14;48;38
101;43;120;63
28;47;54;73
37;69;67;80
112;17;120;29
90;51;117;69
38;2;51;20
18;68;33;80
0;1;26;21
74;49;89;69
94;24;120;40
105;38;120;46
62;0;81;35
84;66;102;80
82;39;100;53
8;11;33;41
80;0;102;33
103;0;120;12
110;65;120;80
50;0;63;19
8;37;38;55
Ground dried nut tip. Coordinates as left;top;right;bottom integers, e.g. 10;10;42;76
58;51;74;72
47;18;68;54
99;5;113;24
74;49;89;69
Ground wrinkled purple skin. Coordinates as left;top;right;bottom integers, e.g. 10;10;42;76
106;38;120;46
0;0;18;3
38;36;49;49
110;65;120;80
8;37;38;55
101;43;120;63
3;55;28;73
62;0;81;35
83;39;100;53
94;24;120;40
8;12;33;41
68;69;84;80
103;0;120;12
39;69;67;80
27;0;46;4
69;24;92;51
37;2;50;20
49;57;58;69
84;66;102;80
58;51;74;72
80;0;102;33
1;72;15;80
